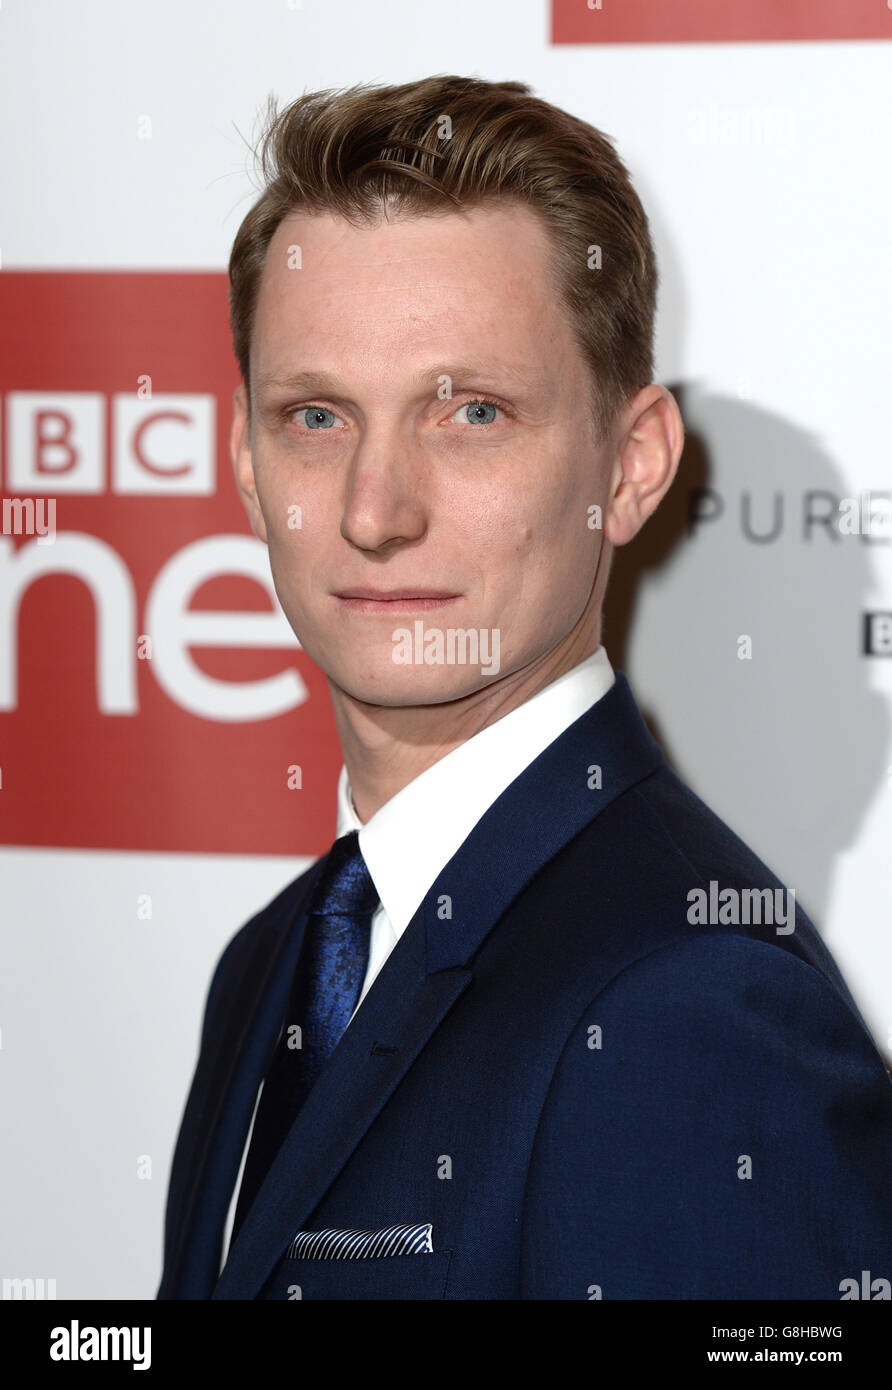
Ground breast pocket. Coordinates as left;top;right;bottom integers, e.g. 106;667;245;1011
264;1249;453;1301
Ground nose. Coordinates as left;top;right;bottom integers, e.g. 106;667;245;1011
339;424;428;553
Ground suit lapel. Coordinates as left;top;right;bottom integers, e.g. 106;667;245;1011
211;671;663;1299
425;672;664;971
162;856;327;1298
212;924;472;1299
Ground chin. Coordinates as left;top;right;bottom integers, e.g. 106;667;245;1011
330;661;500;708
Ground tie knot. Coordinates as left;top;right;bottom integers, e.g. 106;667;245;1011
307;830;379;924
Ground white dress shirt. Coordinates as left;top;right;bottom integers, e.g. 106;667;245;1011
220;645;615;1268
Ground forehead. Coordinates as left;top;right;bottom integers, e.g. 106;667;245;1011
250;201;582;387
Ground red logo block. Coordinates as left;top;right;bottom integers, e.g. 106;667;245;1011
0;273;340;856
552;0;892;45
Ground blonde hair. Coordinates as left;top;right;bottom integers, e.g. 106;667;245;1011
229;75;657;438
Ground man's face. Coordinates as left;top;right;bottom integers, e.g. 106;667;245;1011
233;201;617;706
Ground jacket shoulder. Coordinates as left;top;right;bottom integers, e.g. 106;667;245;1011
620;763;862;1009
520;930;892;1298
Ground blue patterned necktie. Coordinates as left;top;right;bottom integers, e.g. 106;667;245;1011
231;831;379;1239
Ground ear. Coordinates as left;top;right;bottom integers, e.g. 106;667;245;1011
231;384;268;543
604;385;684;547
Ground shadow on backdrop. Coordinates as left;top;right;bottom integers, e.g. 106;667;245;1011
603;384;890;1037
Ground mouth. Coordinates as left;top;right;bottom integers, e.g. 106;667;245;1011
333;589;462;614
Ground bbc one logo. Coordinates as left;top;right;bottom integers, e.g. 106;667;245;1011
0;390;303;722
3;390;215;497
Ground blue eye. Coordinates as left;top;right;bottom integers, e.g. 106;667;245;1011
462;401;499;425
302;406;338;429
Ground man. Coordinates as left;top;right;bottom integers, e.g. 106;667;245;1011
158;75;892;1300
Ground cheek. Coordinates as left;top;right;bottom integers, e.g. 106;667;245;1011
253;462;294;541
502;505;601;624
256;465;329;573
511;494;591;568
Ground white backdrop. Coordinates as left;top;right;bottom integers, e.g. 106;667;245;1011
1;0;889;1299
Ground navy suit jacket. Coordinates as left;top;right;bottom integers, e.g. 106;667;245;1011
157;672;892;1299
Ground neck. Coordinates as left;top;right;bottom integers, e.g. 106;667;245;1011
330;620;600;823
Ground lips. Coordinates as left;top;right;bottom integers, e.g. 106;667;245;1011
335;589;458;601
334;589;461;612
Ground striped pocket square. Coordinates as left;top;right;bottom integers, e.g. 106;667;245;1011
287;1221;434;1260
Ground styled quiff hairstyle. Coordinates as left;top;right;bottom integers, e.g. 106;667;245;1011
229;75;658;439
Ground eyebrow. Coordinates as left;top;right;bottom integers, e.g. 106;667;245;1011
253;362;534;396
